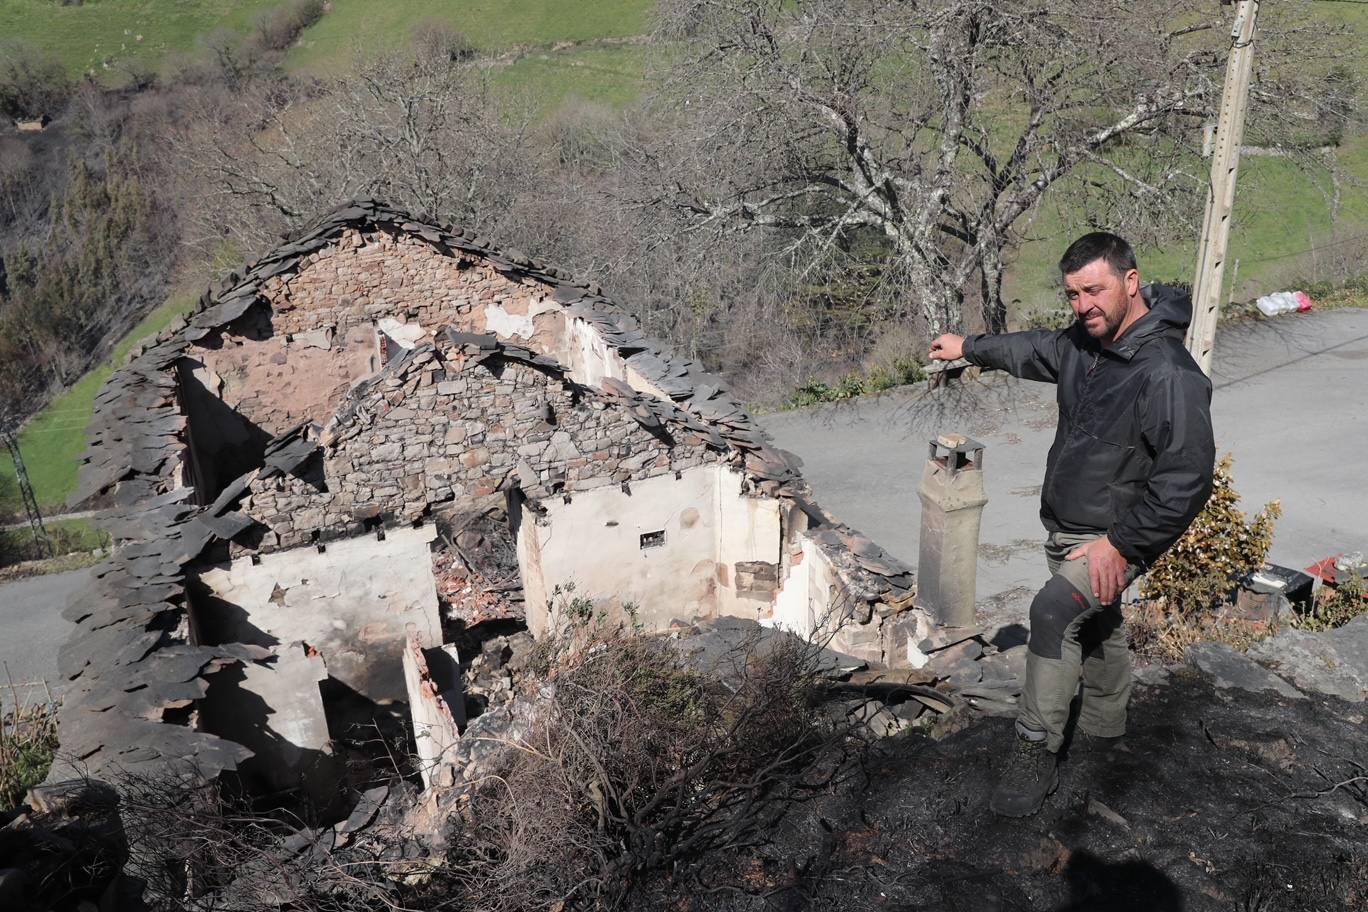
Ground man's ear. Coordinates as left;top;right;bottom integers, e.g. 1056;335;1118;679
1125;268;1140;298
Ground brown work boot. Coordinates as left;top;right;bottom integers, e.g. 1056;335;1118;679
989;732;1059;817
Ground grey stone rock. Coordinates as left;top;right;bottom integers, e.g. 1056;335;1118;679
1247;615;1368;702
1131;664;1171;686
927;637;985;687
978;647;1025;687
1187;642;1305;700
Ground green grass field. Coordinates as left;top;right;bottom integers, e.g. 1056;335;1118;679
0;291;196;514
0;0;279;81
492;45;650;113
285;0;655;76
1004;135;1368;323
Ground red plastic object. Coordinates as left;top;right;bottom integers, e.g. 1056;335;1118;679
1295;291;1313;313
1305;555;1339;585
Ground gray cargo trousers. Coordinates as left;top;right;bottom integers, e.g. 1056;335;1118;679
1017;531;1142;753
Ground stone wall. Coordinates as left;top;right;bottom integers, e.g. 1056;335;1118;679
250;228;661;403
182;228;681;497
240;343;725;552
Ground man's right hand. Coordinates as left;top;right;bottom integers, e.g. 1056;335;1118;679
929;334;965;361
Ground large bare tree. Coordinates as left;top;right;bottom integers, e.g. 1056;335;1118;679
168;42;539;261
645;0;1351;334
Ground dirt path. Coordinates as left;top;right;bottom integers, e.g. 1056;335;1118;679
1;509;100;532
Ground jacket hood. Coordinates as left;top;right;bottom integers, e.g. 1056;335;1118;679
1111;283;1192;358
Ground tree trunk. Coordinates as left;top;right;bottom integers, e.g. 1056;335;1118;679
978;245;1007;334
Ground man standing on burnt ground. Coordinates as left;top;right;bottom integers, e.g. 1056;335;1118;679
928;232;1215;817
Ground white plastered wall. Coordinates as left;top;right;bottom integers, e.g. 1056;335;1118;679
519;465;782;636
192;525;442;703
771;534;843;640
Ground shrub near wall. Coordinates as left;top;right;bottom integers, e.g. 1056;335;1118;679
1140;454;1280;615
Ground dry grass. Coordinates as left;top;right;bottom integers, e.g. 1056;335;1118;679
1;681;58;810
1126;599;1283;665
1296;573;1367;632
459;621;853;910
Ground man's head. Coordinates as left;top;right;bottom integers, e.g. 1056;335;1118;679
1058;232;1144;343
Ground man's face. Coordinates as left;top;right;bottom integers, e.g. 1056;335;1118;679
1062;258;1137;342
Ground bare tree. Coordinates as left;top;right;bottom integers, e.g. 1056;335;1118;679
644;0;1353;334
168;45;540;261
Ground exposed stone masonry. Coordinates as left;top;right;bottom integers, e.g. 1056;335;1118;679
242;340;723;552
260;229;531;340
56;199;921;786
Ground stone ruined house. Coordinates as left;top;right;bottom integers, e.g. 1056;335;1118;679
53;200;933;795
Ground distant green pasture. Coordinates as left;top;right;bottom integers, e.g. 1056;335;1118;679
0;0;279;81
493;45;648;112
1004;135;1368;322
286;0;655;76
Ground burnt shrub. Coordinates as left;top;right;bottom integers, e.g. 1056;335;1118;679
458;621;854;910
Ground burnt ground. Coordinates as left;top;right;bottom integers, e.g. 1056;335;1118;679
640;670;1368;911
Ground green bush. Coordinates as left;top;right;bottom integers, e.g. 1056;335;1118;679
784;358;925;409
1298;572;1365;632
892;357;925;385
1140;454;1280;615
785;380;835;409
1020;305;1074;331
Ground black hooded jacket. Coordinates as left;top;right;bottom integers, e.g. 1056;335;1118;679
961;284;1215;567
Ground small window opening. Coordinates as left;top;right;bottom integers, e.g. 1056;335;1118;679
640;530;666;550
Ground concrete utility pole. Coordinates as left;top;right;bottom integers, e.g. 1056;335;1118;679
1188;0;1260;375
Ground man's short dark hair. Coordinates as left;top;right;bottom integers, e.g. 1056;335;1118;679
1059;232;1137;279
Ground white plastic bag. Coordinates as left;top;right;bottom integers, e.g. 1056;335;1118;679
1254;291;1299;316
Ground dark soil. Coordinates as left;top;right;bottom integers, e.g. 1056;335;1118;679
639;669;1368;911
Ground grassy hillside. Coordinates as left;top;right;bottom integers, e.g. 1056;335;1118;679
0;0;279;80
1006;135;1368;321
286;0;655;75
0;291;196;515
285;0;655;111
1005;4;1368;319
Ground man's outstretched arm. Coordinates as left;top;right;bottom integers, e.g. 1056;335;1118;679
929;329;1067;384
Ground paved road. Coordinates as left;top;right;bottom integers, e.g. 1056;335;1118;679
764;309;1368;625
0;567;87;714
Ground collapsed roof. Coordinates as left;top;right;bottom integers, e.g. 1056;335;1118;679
55;199;920;784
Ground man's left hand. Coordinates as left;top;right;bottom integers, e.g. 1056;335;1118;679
1065;537;1130;605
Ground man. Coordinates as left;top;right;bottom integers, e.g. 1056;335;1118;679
929;232;1215;817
